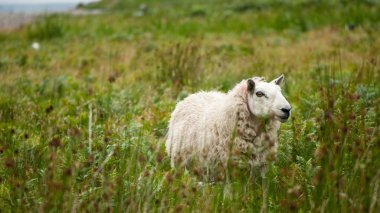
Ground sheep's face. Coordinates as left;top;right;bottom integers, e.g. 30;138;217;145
246;75;291;123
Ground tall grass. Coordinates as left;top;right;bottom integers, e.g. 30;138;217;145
0;0;379;212
27;15;64;40
155;41;204;89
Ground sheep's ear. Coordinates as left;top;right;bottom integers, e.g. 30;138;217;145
271;74;285;86
247;79;255;93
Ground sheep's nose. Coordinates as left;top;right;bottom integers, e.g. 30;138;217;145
281;107;291;115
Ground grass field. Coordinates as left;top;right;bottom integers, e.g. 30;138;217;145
0;0;379;212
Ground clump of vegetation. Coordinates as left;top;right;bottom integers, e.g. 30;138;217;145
27;15;64;40
155;41;204;88
0;0;379;212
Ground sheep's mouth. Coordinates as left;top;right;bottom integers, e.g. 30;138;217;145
277;115;289;123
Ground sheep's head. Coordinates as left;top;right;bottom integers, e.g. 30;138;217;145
246;75;291;123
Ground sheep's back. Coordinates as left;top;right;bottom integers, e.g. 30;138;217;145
173;91;224;118
166;91;227;166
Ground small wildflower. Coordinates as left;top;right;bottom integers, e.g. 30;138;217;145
156;152;164;163
280;199;298;211
288;202;298;211
193;167;202;177
104;136;110;143
370;58;377;65
47;181;63;191
155;199;160;205
191;186;197;193
49;138;61;148
143;170;150;177
45;105;54;114
125;198;131;206
287;185;302;197
11;179;21;188
266;152;277;161
68;127;81;138
216;174;224;182
138;155;146;163
4;158;15;168
175;170;182;179
268;139;275;147
181;184;186;189
165;172;174;183
49;153;56;161
314;145;327;160
324;110;333;120
85;155;94;167
333;132;342;142
64;168;72;176
174;204;183;213
312;168;322;185
108;75;116;83
87;88;93;95
31;42;40;50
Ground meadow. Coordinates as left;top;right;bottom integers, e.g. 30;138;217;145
0;0;379;212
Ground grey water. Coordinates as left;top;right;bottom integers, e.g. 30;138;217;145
0;3;79;13
0;1;98;13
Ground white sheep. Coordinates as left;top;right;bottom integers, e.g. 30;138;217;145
166;75;291;175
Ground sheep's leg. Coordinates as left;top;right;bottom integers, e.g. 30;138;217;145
223;160;233;199
260;166;268;213
217;145;232;199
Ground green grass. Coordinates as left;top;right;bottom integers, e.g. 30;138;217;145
0;0;379;212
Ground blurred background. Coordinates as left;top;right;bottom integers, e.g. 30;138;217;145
0;0;379;212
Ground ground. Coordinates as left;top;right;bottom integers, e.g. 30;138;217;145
0;0;379;212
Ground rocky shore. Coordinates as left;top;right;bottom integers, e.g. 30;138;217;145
0;12;38;30
0;9;101;31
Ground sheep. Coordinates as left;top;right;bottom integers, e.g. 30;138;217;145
165;75;291;176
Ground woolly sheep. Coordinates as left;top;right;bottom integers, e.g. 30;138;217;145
166;75;291;175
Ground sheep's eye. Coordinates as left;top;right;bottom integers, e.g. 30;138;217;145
256;91;264;97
